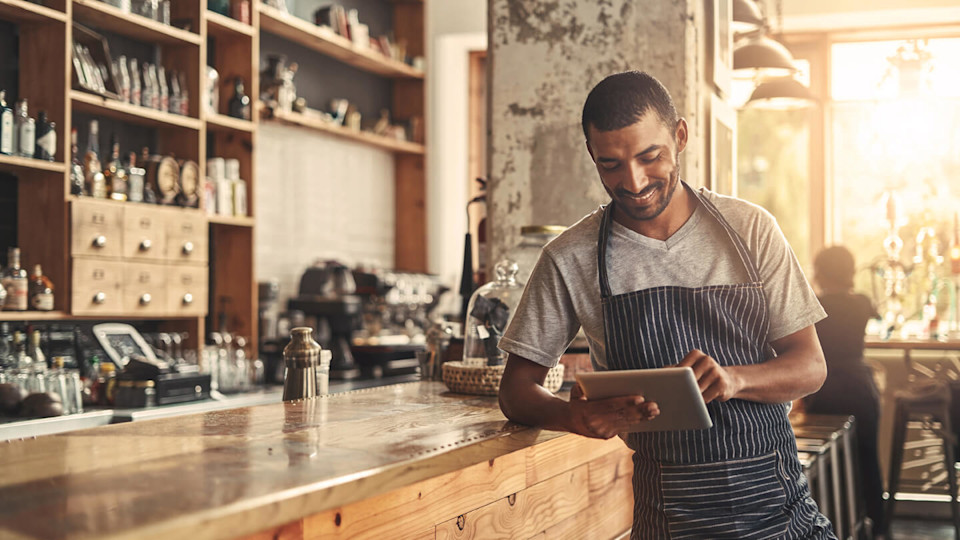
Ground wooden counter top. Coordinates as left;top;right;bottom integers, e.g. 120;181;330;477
0;382;582;540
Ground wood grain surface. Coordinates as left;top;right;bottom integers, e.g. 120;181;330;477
0;382;629;540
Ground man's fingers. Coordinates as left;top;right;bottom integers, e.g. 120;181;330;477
570;382;586;400
677;349;704;367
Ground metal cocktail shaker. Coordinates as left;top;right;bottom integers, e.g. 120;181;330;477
282;327;324;401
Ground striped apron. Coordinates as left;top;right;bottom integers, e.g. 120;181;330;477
597;188;835;539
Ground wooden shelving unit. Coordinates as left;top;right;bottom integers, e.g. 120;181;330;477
264;109;425;155
208;215;255;227
205;10;254;38
70;90;203;130
206;113;254;134
258;4;424;80
0;311;69;321
0;155;66;175
72;0;201;46
0;0;67;23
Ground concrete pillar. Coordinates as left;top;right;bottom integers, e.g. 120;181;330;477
487;0;708;267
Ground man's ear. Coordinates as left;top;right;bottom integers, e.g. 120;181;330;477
675;118;689;153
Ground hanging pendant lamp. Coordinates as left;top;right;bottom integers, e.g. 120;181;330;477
732;0;764;35
745;75;817;109
733;35;797;79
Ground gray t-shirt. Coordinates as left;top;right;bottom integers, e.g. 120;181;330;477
499;189;826;370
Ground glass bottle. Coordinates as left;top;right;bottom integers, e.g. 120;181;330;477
2;247;28;311
157;66;169;112
127;151;145;203
141;62;154;108
34;111;56;162
227;77;250;120
0;90;13;156
29;264;54;311
177;71;189;115
15;99;35;159
147;64;160;110
0;323;11;368
129;58;142;107
29;329;46;370
84;120;107;198
462;259;525;367
70;128;85;195
104;134;128;201
115;55;131;103
168;70;181;114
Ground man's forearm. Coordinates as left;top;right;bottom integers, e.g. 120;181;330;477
729;351;825;403
499;376;573;432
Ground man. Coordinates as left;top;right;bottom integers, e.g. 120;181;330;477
498;71;835;539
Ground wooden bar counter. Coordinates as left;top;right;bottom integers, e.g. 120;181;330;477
0;382;634;540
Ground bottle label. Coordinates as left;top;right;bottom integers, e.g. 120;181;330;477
0;111;12;155
36;129;56;161
3;280;27;311
31;293;53;311
19;123;35;158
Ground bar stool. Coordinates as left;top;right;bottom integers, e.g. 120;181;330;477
884;379;960;540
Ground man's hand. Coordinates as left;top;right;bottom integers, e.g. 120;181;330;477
676;349;742;404
567;383;660;439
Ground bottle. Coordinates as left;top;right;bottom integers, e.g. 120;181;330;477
70;128;85;195
141;62;154;108
12;331;33;371
115;55;131;104
0;90;13;155
84;120;107;198
29;330;46;370
227;77;250;120
2;247;28;311
168;70;181;114
147;64;160;109
104;134;127;201
34;111;56;162
0;323;11;368
98;362;117;405
15;99;35;159
157;65;169;112
29;264;54;311
127;151;144;203
129;58;142;107
178;71;189;115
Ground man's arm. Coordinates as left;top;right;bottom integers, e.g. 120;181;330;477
499;353;660;439
677;325;826;404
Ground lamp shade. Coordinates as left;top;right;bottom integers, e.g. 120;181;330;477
746;76;817;109
734;35;797;78
732;0;764;35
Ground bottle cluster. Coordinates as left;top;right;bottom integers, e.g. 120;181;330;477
0;248;54;313
0;91;57;162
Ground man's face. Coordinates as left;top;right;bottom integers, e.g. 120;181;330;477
586;113;688;225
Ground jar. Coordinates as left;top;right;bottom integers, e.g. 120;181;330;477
462;259;524;367
506;225;566;286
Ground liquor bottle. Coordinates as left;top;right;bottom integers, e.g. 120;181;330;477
0;323;11;368
141;147;158;204
0;90;13;155
129;58;142;107
168;69;181;115
15;99;35;159
2;248;28;311
157;65;169;112
141;62;154;108
84;120;107;198
147;64;160;110
178;71;189;115
12;331;33;371
29;264;54;311
70;128;85;195
115;55;131;104
227;77;250;120
29;329;46;370
104;133;128;201
127;151;145;203
34;111;56;162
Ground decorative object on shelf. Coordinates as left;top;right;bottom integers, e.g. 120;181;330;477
263;0;289;14
345;108;361;132
204;66;220;116
208;0;229;16
463;259;524;368
72;24;121;101
232;0;251;25
227;77;251;120
177;160;200;208
144;154;180;205
329;98;348;125
373;109;390;136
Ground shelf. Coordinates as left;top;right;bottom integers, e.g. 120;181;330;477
71;90;203;131
208;215;255;227
0;311;68;322
205;113;254;133
0;154;67;175
68;195;206;217
258;4;424;80
205;10;254;38
72;0;201;46
0;0;66;24
0;311;202;322
265;109;425;155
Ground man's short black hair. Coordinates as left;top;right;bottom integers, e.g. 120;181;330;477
581;71;679;140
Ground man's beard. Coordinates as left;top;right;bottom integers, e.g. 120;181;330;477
606;154;681;222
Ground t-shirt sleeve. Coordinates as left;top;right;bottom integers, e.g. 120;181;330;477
498;251;582;368
753;211;827;342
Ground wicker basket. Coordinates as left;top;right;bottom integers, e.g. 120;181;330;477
441;361;565;396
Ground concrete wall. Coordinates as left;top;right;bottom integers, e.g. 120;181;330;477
487;0;708;266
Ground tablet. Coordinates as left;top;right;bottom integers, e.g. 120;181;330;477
575;367;713;432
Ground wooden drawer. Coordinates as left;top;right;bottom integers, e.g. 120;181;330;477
71;200;124;259
71;258;123;315
123;262;168;315
123;206;168;262
168;265;208;316
166;213;208;264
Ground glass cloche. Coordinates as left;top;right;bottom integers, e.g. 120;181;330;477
463;259;525;367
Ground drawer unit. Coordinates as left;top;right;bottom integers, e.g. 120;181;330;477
71;200;124;259
71;258;124;315
123;262;168;316
123;206;168;262
168;265;208;316
167;213;208;264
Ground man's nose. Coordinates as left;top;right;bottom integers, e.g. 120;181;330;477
623;163;650;193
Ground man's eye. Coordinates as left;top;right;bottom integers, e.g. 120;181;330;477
640;154;661;164
601;164;620;171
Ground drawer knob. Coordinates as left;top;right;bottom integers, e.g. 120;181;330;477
182;293;194;305
182;241;194;255
140;293;152;305
139;239;152;251
93;292;107;304
92;235;107;248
